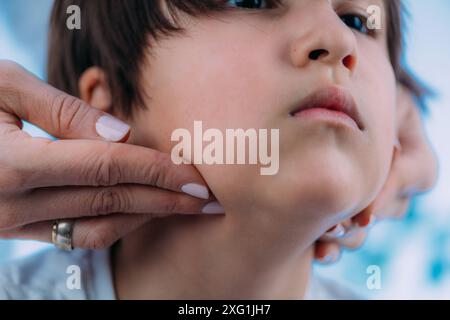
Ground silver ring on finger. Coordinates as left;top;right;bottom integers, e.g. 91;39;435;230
51;219;75;251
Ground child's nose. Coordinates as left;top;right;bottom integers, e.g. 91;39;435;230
289;7;358;74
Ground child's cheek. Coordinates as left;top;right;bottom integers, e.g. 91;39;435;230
355;47;397;197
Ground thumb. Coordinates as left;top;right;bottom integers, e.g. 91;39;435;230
0;60;130;142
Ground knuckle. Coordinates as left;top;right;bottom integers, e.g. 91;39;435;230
0;169;25;194
161;196;180;214
90;145;122;186
81;225;118;250
50;93;89;135
145;152;172;187
0;207;19;230
0;62;23;110
117;187;132;212
421;178;436;194
421;157;438;192
0;60;22;84
0;138;52;193
89;188;123;216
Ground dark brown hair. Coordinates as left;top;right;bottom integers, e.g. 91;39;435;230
47;0;424;118
386;1;429;109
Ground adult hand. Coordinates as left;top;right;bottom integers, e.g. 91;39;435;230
0;61;223;250
315;85;438;263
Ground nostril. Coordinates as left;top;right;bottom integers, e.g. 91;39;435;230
309;49;329;60
343;55;356;70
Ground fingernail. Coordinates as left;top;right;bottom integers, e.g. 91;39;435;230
181;183;210;200
96;115;131;142
318;251;339;265
356;214;377;228
324;224;346;238
202;201;225;214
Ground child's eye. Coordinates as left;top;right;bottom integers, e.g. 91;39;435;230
226;0;271;9
340;14;370;35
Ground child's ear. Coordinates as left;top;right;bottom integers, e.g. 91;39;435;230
79;67;112;113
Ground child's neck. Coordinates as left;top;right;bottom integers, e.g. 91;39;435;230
112;211;315;300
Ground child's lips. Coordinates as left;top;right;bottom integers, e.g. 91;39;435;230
289;86;364;131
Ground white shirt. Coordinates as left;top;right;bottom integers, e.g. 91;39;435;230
0;248;360;300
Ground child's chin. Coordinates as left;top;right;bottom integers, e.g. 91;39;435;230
257;159;367;222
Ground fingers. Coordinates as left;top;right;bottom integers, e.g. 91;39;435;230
0;61;220;241
315;228;368;264
367;87;436;220
0;214;154;250
359;86;436;222
315;216;372;264
395;86;438;196
1;207;226;250
314;87;437;265
374;196;411;220
314;241;341;264
351;205;375;227
319;224;346;241
370;130;421;219
336;228;368;249
0;60;130;142
1;139;210;197
0;185;223;230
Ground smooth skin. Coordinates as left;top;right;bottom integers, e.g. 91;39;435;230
316;84;437;262
0;60;437;258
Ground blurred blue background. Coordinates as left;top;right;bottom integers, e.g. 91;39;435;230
1;0;449;299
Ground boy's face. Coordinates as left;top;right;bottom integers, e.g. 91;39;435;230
131;0;397;237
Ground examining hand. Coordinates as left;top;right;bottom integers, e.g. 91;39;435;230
0;61;224;250
315;85;438;263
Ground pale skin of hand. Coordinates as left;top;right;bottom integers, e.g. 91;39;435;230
315;85;438;263
0;61;224;249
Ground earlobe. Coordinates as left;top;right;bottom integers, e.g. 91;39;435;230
79;67;112;112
